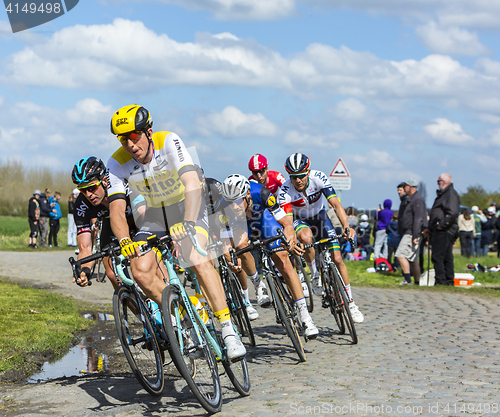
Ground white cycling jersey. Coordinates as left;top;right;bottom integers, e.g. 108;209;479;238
278;169;337;219
107;131;195;208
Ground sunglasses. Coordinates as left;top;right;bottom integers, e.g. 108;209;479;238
227;197;245;206
252;168;267;176
437;179;443;184
290;172;308;180
118;130;143;144
78;180;102;193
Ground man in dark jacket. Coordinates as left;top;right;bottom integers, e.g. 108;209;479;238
28;190;41;249
38;189;51;247
396;179;428;285
397;182;410;236
424;173;460;286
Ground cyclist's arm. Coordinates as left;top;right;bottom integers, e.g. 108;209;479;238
328;196;349;235
75;231;94;286
180;169;202;223
109;198;130;243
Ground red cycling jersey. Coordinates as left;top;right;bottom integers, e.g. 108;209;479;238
249;170;286;196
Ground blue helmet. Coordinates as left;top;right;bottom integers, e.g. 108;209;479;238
71;157;106;185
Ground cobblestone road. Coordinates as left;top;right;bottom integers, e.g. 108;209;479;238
1;251;500;416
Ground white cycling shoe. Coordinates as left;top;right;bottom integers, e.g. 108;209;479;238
246;303;259;321
311;274;323;296
225;335;246;362
256;284;272;308
349;302;364;323
302;318;319;340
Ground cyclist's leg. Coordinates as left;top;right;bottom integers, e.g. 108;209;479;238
294;220;319;276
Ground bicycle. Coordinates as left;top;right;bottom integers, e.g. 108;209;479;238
291;252;313;313
233;230;307;362
304;237;358;344
207;239;256;347
137;233;250;413
69;244;166;396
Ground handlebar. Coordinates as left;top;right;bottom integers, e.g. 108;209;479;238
231;229;286;265
68;243;121;286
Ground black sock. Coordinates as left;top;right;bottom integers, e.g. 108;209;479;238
403;273;411;283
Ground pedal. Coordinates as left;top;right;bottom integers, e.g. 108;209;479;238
321;296;330;308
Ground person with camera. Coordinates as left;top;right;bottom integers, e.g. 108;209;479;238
423;173;460;286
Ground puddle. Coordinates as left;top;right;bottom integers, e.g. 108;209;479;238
27;312;117;383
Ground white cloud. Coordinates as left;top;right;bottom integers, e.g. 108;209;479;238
66;99;113;125
284;130;339;150
488;128;500;147
332;98;367;121
416;22;489;56
195;106;278;138
348;150;403;170
423;118;474;145
148;0;297;20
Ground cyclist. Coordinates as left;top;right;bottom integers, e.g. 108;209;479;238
196;166;259;321
71;156;145;290
248;153;286;196
220;174;319;339
107;104;246;361
278;153;364;323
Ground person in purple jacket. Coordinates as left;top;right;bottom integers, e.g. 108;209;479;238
373;199;393;259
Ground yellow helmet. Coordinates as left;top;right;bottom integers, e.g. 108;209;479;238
110;105;153;136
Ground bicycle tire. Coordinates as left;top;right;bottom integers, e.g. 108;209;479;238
294;254;313;313
161;285;222;413
226;271;256;347
267;273;306;362
112;286;164;396
329;264;358;344
322;265;345;334
206;305;251;396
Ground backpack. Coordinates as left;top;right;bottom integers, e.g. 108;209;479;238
374;257;393;273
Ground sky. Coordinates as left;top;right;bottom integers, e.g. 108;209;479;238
1;0;500;209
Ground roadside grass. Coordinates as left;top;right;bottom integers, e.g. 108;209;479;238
0;216;68;250
347;253;500;297
0;280;91;378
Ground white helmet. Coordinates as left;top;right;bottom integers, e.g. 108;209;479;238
222;174;250;201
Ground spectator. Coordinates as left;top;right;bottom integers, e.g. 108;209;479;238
424;173;460;286
357;214;373;259
458;208;474;258
397;182;410;236
38;188;51;247
471;206;486;257
386;212;401;269
48;191;62;247
480;207;496;256
346;207;359;229
491;203;499;247
396;179;427;285
67;189;79;247
374;199;393;259
28;190;41;249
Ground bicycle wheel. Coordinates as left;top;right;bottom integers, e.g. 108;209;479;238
294;254;313;313
267;273;306;362
207;306;251;397
112;286;164;395
161;285;222;413
226;271;256;347
322;265;345;334
329;264;358;344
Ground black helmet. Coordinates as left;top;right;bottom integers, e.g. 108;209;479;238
285;153;310;174
72;157;106;185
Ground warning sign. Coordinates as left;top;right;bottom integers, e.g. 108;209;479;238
329;158;351;190
329;158;350;177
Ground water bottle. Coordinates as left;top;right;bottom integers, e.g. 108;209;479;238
146;299;162;327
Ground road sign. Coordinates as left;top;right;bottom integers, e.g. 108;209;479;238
329;158;351;190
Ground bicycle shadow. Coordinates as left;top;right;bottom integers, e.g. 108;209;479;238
314;325;358;345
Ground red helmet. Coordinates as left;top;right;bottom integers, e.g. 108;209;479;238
248;154;268;172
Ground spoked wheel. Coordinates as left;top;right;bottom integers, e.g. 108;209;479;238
268;273;306;362
112;286;164;396
293;254;313;312
161;285;222;414
329;264;358;345
226;272;256;347
207;307;251;397
322;267;345;334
